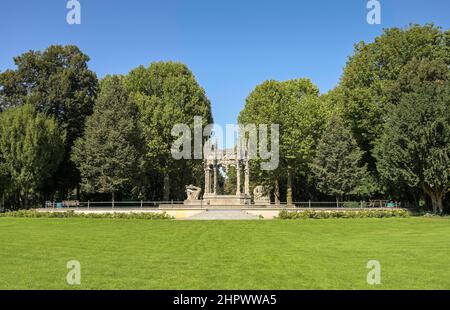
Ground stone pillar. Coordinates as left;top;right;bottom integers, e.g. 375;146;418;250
204;166;211;194
287;168;293;205
244;161;250;196
163;174;170;201
209;168;213;194
213;163;218;195
274;179;280;205
236;161;241;195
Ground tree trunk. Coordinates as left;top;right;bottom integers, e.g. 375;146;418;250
274;179;280;205
111;192;115;208
16;193;20;210
424;185;445;214
76;185;80;201
23;194;28;210
61;187;68;201
287;169;293;205
430;194;443;214
163;174;170;201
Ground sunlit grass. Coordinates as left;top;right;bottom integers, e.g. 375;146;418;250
0;217;449;289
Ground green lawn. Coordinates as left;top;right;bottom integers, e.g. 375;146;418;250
0;217;449;290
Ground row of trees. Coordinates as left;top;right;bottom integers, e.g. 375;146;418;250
0;24;448;212
0;46;212;208
238;24;449;213
0;45;97;208
237;78;373;204
72;67;213;202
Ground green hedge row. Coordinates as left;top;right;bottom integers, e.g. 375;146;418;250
0;210;174;220
277;209;410;219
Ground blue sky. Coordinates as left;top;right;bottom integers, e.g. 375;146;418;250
0;0;449;128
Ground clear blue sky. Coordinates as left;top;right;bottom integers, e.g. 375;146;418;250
1;0;449;127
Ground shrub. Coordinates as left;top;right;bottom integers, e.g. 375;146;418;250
277;209;410;220
343;201;361;209
0;210;174;220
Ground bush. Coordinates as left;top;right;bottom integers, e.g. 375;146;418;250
343;201;361;209
277;209;410;220
0;210;174;220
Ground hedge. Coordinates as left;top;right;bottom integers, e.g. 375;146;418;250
0;210;174;220
277;209;410;219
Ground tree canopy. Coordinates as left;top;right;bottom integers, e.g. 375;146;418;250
124;61;213;200
72;76;142;201
0;45;98;196
339;24;449;171
239;78;330;202
0;104;65;208
375;58;450;213
310;115;372;201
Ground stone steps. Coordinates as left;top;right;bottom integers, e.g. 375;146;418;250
184;210;260;221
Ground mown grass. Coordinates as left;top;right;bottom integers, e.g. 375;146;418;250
0;217;449;290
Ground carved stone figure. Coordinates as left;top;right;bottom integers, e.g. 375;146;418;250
253;185;270;204
185;184;201;201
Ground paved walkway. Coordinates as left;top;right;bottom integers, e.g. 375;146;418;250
184;209;260;220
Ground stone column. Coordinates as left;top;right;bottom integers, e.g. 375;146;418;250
287;168;293;205
163;174;170;201
204;166;211;194
274;179;280;205
236;161;241;195
213;163;218;195
244;161;250;196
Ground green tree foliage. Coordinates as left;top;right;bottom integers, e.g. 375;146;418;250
239;80;284;202
0;104;65;208
239;78;329;202
0;45;98;196
375;58;450;213
124;62;213;200
72;76;142;201
310;115;371;201
223;166;237;195
339;24;449;171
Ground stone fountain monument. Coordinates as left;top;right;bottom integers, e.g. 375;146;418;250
184;142;252;207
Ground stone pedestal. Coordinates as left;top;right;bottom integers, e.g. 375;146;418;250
254;198;271;205
203;194;251;207
183;200;202;206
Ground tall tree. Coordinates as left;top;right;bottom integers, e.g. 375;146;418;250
239;79;329;203
0;45;98;197
124;62;213;200
282;80;331;202
339;24;449;172
0;104;65;208
239;80;284;201
375;58;450;213
310;115;371;201
72;76;142;201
